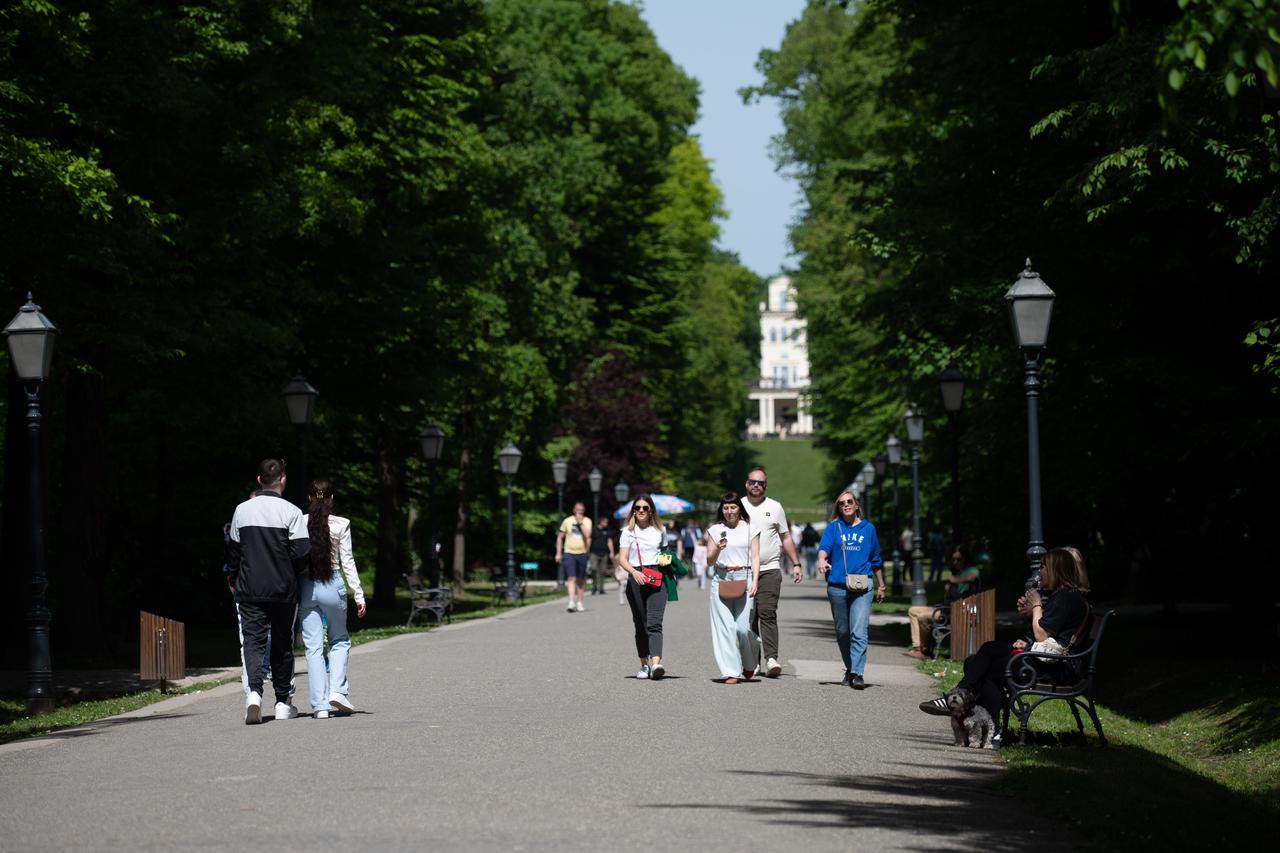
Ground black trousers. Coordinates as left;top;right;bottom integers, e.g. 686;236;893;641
238;600;297;704
626;576;667;659
959;639;1014;722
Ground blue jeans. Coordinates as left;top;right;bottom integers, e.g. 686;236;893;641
827;582;873;676
299;576;351;713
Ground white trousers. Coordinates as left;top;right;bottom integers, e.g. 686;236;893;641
709;569;760;678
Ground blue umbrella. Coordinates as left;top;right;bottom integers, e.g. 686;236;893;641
613;494;695;520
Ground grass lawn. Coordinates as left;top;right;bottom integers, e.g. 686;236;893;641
0;581;565;746
742;438;831;521
917;609;1280;848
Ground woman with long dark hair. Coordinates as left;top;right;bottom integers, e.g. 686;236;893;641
705;492;761;684
616;494;669;680
301;480;367;719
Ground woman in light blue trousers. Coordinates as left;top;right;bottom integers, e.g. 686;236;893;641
301;480;367;718
706;492;761;683
817;490;885;690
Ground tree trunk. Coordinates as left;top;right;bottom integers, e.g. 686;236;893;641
55;370;106;653
451;446;469;591
373;439;403;610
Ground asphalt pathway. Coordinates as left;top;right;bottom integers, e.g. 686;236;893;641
0;578;1071;851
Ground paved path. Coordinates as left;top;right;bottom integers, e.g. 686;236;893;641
0;579;1070;851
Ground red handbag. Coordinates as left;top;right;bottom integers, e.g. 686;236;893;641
633;535;663;587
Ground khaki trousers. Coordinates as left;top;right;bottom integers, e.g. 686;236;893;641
751;569;782;660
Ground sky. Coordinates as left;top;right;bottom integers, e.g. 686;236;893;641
635;0;808;279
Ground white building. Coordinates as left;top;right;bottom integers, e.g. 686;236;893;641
747;275;814;438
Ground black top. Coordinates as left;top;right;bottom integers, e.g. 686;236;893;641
1038;589;1090;649
590;526;614;556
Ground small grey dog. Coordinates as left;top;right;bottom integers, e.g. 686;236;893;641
947;687;995;748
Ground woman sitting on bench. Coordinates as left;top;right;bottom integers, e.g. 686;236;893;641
918;547;1091;742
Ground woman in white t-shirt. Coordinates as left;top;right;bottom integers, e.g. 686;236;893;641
705;492;762;683
617;495;669;680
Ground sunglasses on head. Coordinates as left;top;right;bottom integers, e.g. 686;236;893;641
746;478;766;486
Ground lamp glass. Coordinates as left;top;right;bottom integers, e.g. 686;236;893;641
498;443;522;476
588;467;603;493
418;424;445;461
886;434;902;466
3;295;57;381
873;453;887;477
1005;263;1056;349
614;481;630;503
551;458;568;485
939;363;965;413
282;374;319;426
861;461;876;487
904;405;925;443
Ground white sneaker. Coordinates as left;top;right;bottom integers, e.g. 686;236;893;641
314;710;330;719
575;601;585;612
274;702;298;720
766;657;782;678
567;603;576;612
329;692;355;714
636;665;651;679
650;662;666;680
245;690;262;725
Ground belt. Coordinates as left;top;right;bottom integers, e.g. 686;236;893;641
715;565;748;570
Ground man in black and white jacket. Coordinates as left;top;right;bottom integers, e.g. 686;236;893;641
227;459;310;724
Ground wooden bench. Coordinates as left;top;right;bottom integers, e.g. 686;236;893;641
490;565;526;606
932;589;994;660
403;574;453;627
1002;609;1115;745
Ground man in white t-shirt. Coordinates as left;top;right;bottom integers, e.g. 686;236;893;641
743;467;802;678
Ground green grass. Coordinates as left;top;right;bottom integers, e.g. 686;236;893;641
0;583;565;746
916;614;1280;848
742;439;831;521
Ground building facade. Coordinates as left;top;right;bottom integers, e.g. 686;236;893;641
747;275;814;437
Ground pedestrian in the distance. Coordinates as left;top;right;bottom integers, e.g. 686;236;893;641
300;480;367;719
588;515;616;597
555;501;592;613
227;459;311;724
617;495;669;680
706;492;761;684
817;490;885;690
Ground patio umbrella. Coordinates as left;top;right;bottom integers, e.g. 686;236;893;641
613;494;695;519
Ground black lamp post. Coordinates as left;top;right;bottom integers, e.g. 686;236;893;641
860;461;876;521
498;443;523;603
418;424;445;588
904;404;927;606
939;361;965;546
552;457;569;588
282;373;318;507
4;294;57;714
588;467;604;528
1005;259;1056;584
886;435;903;595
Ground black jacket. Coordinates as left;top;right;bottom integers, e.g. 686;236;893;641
227;491;310;603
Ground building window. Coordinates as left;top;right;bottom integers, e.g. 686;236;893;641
770;327;777;343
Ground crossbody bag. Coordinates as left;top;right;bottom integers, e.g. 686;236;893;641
840;522;870;593
632;532;663;587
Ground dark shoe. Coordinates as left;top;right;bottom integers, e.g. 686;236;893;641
850;673;866;689
919;696;949;715
991;730;1003;749
841;671;852;687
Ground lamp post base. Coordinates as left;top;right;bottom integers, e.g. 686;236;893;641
503;582;522;605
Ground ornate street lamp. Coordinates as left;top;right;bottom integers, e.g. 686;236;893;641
903;404;927;605
873;453;887;556
4;294;57;714
498;443;523;603
886;435;904;595
614;480;630;505
282;373;318;507
588;466;604;530
418;424;445;588
860;460;876;520
939;361;965;545
1006;259;1056;584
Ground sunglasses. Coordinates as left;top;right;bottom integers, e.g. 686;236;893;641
746;479;767;487
634;505;652;513
837;499;857;507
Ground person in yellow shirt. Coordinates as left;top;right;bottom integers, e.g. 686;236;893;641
556;502;592;612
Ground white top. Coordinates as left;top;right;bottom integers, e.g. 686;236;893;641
744;496;789;571
707;521;760;568
618;524;664;566
302;513;366;606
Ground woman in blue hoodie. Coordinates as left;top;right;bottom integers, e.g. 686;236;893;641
817;490;885;689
